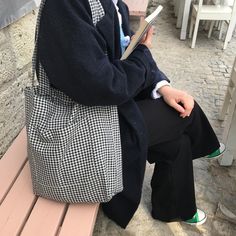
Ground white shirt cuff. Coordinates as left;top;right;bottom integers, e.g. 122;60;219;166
151;80;170;99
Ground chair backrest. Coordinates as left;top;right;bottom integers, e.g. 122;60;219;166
198;0;204;7
196;0;213;6
213;0;236;9
196;0;236;17
226;0;236;23
231;0;236;13
194;0;204;14
212;0;234;5
195;0;216;12
225;0;234;6
202;0;236;7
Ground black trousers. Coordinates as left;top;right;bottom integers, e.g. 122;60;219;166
136;98;220;222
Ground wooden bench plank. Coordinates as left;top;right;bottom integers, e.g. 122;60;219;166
0;163;36;236
21;197;67;236
123;0;149;17
0;128;28;203
58;203;99;236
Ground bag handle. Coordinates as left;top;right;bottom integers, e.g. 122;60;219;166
31;0;104;88
31;0;47;88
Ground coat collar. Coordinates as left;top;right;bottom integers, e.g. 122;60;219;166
96;0;122;59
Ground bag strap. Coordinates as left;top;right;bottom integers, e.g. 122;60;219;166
31;0;47;88
31;0;105;89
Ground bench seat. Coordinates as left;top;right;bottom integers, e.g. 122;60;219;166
0;128;99;236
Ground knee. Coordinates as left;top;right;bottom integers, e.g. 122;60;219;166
191;101;207;121
188;100;201;120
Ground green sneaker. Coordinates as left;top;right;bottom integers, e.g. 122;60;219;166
206;143;225;159
184;209;207;226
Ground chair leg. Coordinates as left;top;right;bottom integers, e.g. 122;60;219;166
191;18;200;48
217;21;221;30
176;0;185;28
208;21;215;38
224;17;236;50
204;21;211;31
219;21;224;40
189;16;194;39
219;91;231;120
224;32;230;50
174;0;179;17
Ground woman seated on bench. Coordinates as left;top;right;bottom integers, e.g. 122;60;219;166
37;0;225;229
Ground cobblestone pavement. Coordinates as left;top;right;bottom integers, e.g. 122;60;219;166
93;0;236;235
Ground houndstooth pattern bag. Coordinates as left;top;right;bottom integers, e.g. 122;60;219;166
24;0;123;203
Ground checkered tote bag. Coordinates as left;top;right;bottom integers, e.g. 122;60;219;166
24;0;123;203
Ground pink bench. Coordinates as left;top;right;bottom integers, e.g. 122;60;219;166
123;0;149;22
0;128;99;236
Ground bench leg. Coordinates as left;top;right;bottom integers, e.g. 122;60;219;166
140;16;145;25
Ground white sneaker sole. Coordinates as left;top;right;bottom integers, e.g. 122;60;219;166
207;143;226;160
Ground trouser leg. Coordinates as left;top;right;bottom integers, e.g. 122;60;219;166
136;98;220;221
149;135;196;221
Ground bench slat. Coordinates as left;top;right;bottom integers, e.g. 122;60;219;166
0;163;36;236
21;197;67;236
58;203;99;236
0;128;28;203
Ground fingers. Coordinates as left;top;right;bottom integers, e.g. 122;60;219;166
146;26;154;39
179;95;194;118
140;26;154;48
145;27;154;47
152;26;157;35
169;100;185;114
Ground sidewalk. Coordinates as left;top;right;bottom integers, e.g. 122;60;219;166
93;0;236;235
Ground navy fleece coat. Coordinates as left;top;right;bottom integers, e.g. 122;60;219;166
37;0;169;228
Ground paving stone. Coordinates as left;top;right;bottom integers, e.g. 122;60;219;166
213;72;224;76
220;68;227;73
212;67;220;72
224;73;231;78
212;219;236;236
219;64;227;68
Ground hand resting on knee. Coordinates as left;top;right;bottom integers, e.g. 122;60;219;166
158;86;194;118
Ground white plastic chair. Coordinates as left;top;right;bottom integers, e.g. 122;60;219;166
218;57;236;166
189;0;236;49
219;57;236;140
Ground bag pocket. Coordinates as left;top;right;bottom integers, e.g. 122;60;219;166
30;118;86;187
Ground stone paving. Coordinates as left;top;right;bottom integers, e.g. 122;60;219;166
93;0;236;235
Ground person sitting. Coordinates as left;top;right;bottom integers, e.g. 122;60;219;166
36;0;225;228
